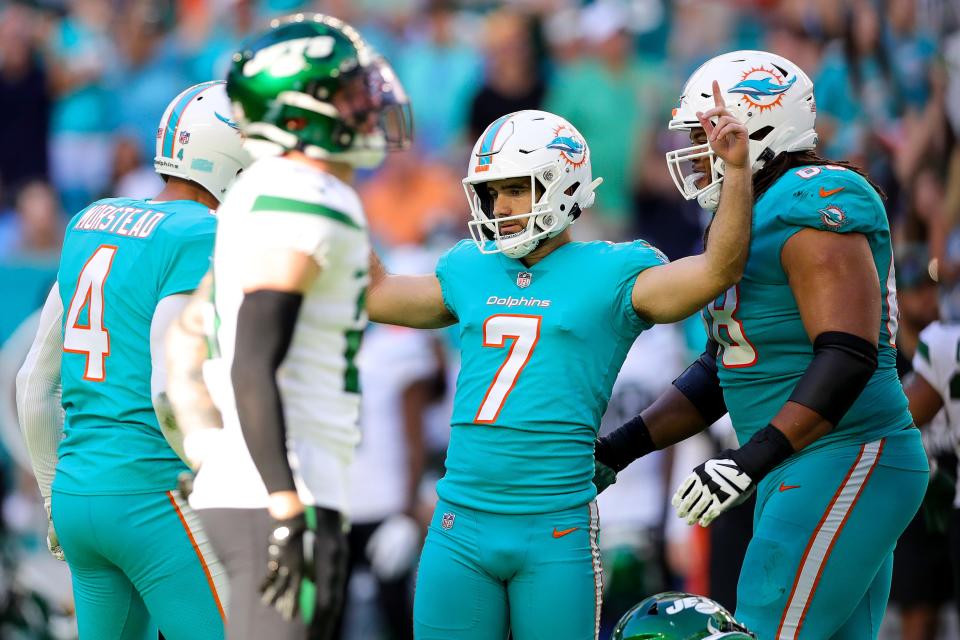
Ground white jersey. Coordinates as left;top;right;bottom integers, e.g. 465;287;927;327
913;321;960;428
911;321;960;505
190;156;369;513
597;323;688;531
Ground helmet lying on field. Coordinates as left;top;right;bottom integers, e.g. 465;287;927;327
612;591;756;639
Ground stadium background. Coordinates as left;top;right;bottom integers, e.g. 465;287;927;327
0;0;958;637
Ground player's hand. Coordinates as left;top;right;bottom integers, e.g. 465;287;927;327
44;499;64;562
698;80;749;170
260;511;315;621
592;459;617;494
365;513;421;581
672;451;755;527
47;520;65;561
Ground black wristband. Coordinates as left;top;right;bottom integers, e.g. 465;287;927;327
672;342;727;425
595;414;657;472
729;424;795;482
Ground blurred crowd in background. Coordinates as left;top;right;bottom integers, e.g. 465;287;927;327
1;0;959;638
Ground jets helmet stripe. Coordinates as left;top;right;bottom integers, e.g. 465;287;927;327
161;81;223;159
477;114;511;166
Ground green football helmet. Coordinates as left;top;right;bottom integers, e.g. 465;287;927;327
227;13;412;167
612;592;756;640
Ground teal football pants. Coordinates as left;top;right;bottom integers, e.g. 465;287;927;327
735;428;928;640
413;499;602;640
52;490;226;640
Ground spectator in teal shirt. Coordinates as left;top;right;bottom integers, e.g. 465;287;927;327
45;0;116;215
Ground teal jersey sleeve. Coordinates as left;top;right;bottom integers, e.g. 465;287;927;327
434;239;474;320
776;166;886;242
612;239;669;337
156;211;217;298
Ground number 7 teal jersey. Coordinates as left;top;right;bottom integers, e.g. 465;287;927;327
435;239;667;514
54;197;216;495
705;165;913;454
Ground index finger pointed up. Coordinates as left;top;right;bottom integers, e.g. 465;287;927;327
712;79;725;109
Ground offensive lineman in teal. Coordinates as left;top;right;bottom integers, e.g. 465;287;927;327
596;51;928;639
367;93;751;639
16;81;251;639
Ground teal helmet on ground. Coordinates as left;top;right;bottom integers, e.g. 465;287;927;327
227;12;412;167
613;592;756;640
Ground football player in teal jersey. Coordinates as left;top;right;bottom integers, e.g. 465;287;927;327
16;81;251;640
596;50;928;639
366;89;752;639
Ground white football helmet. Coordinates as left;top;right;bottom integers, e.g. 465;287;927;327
666;50;818;211
463;110;603;259
154;81;252;202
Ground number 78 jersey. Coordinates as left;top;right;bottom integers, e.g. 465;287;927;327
435;239;667;514
704;165;911;451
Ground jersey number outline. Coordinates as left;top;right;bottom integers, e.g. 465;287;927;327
705;285;758;368
63;245;118;381
474;314;542;424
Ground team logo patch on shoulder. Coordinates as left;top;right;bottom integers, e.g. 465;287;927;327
441;512;455;530
819;205;846;229
516;271;533;288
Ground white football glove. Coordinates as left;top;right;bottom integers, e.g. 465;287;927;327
44;498;64;562
672;454;755;527
365;514;422;581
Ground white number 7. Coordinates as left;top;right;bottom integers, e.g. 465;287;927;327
474;314;541;424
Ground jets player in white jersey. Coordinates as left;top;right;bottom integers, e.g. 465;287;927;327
181;15;412;640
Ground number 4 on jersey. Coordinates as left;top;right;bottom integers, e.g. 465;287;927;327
63;245;117;381
474;314;541;423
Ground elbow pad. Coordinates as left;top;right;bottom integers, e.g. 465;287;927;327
788;331;878;426
672;340;727;425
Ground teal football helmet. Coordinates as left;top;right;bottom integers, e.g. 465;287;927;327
227;13;412;167
612;592;756;640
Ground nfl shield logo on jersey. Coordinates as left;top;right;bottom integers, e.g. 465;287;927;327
179;130;191;145
516;271;533;288
441;512;455;530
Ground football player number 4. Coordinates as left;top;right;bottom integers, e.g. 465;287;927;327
64;245;117;381
474;314;542;423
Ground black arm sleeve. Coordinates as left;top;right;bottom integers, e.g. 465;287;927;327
787;331;878;426
232;290;303;494
671;339;727;425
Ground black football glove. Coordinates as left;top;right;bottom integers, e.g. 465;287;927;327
260;511;315;621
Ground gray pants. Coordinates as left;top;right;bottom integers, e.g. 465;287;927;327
199;507;347;640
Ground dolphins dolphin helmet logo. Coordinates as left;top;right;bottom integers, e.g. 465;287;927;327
728;66;797;111
546;125;586;167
